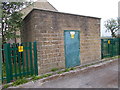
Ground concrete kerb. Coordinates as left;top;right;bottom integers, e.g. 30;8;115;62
8;58;118;88
42;58;118;82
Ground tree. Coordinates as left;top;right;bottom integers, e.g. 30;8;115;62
1;1;32;43
1;1;32;63
104;18;120;38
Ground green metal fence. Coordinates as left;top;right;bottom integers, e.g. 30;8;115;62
101;38;120;59
2;41;38;83
0;41;2;85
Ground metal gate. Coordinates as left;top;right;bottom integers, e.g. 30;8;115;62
64;30;80;68
101;38;120;59
2;41;38;83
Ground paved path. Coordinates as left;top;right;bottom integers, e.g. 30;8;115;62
14;60;118;88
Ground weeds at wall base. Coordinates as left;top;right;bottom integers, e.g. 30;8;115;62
2;56;119;89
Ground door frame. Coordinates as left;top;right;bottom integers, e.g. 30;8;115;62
64;30;80;68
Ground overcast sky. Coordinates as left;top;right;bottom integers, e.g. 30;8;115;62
33;0;119;36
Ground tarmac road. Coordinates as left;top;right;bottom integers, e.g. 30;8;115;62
39;61;118;88
12;60;118;88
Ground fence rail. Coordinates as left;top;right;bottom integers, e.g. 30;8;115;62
1;41;38;83
101;38;120;59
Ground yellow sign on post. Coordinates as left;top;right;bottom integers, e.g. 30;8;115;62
108;40;110;44
18;46;24;52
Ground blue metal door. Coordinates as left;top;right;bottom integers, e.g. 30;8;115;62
64;30;80;68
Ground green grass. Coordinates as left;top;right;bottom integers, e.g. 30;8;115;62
3;78;29;88
11;78;29;86
51;68;59;72
3;84;10;89
2;73;53;88
111;55;120;59
32;73;53;81
57;71;63;74
118;56;120;58
57;68;74;74
31;75;42;81
69;67;75;70
46;73;52;76
41;73;53;78
63;68;70;72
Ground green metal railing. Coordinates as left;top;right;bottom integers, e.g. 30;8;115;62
2;41;38;83
101;38;120;59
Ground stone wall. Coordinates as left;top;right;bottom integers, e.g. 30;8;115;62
22;9;101;74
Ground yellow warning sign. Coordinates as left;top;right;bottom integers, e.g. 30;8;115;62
108;40;110;44
18;46;24;52
71;34;75;38
70;31;75;39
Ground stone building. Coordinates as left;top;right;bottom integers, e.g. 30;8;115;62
21;8;101;74
16;0;58;43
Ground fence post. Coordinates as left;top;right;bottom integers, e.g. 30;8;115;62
108;39;110;57
4;43;12;83
21;43;25;77
101;39;103;59
0;42;2;85
25;42;29;76
118;38;120;55
33;42;38;75
110;39;114;57
29;42;33;75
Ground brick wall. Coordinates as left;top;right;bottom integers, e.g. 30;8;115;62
22;9;101;74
